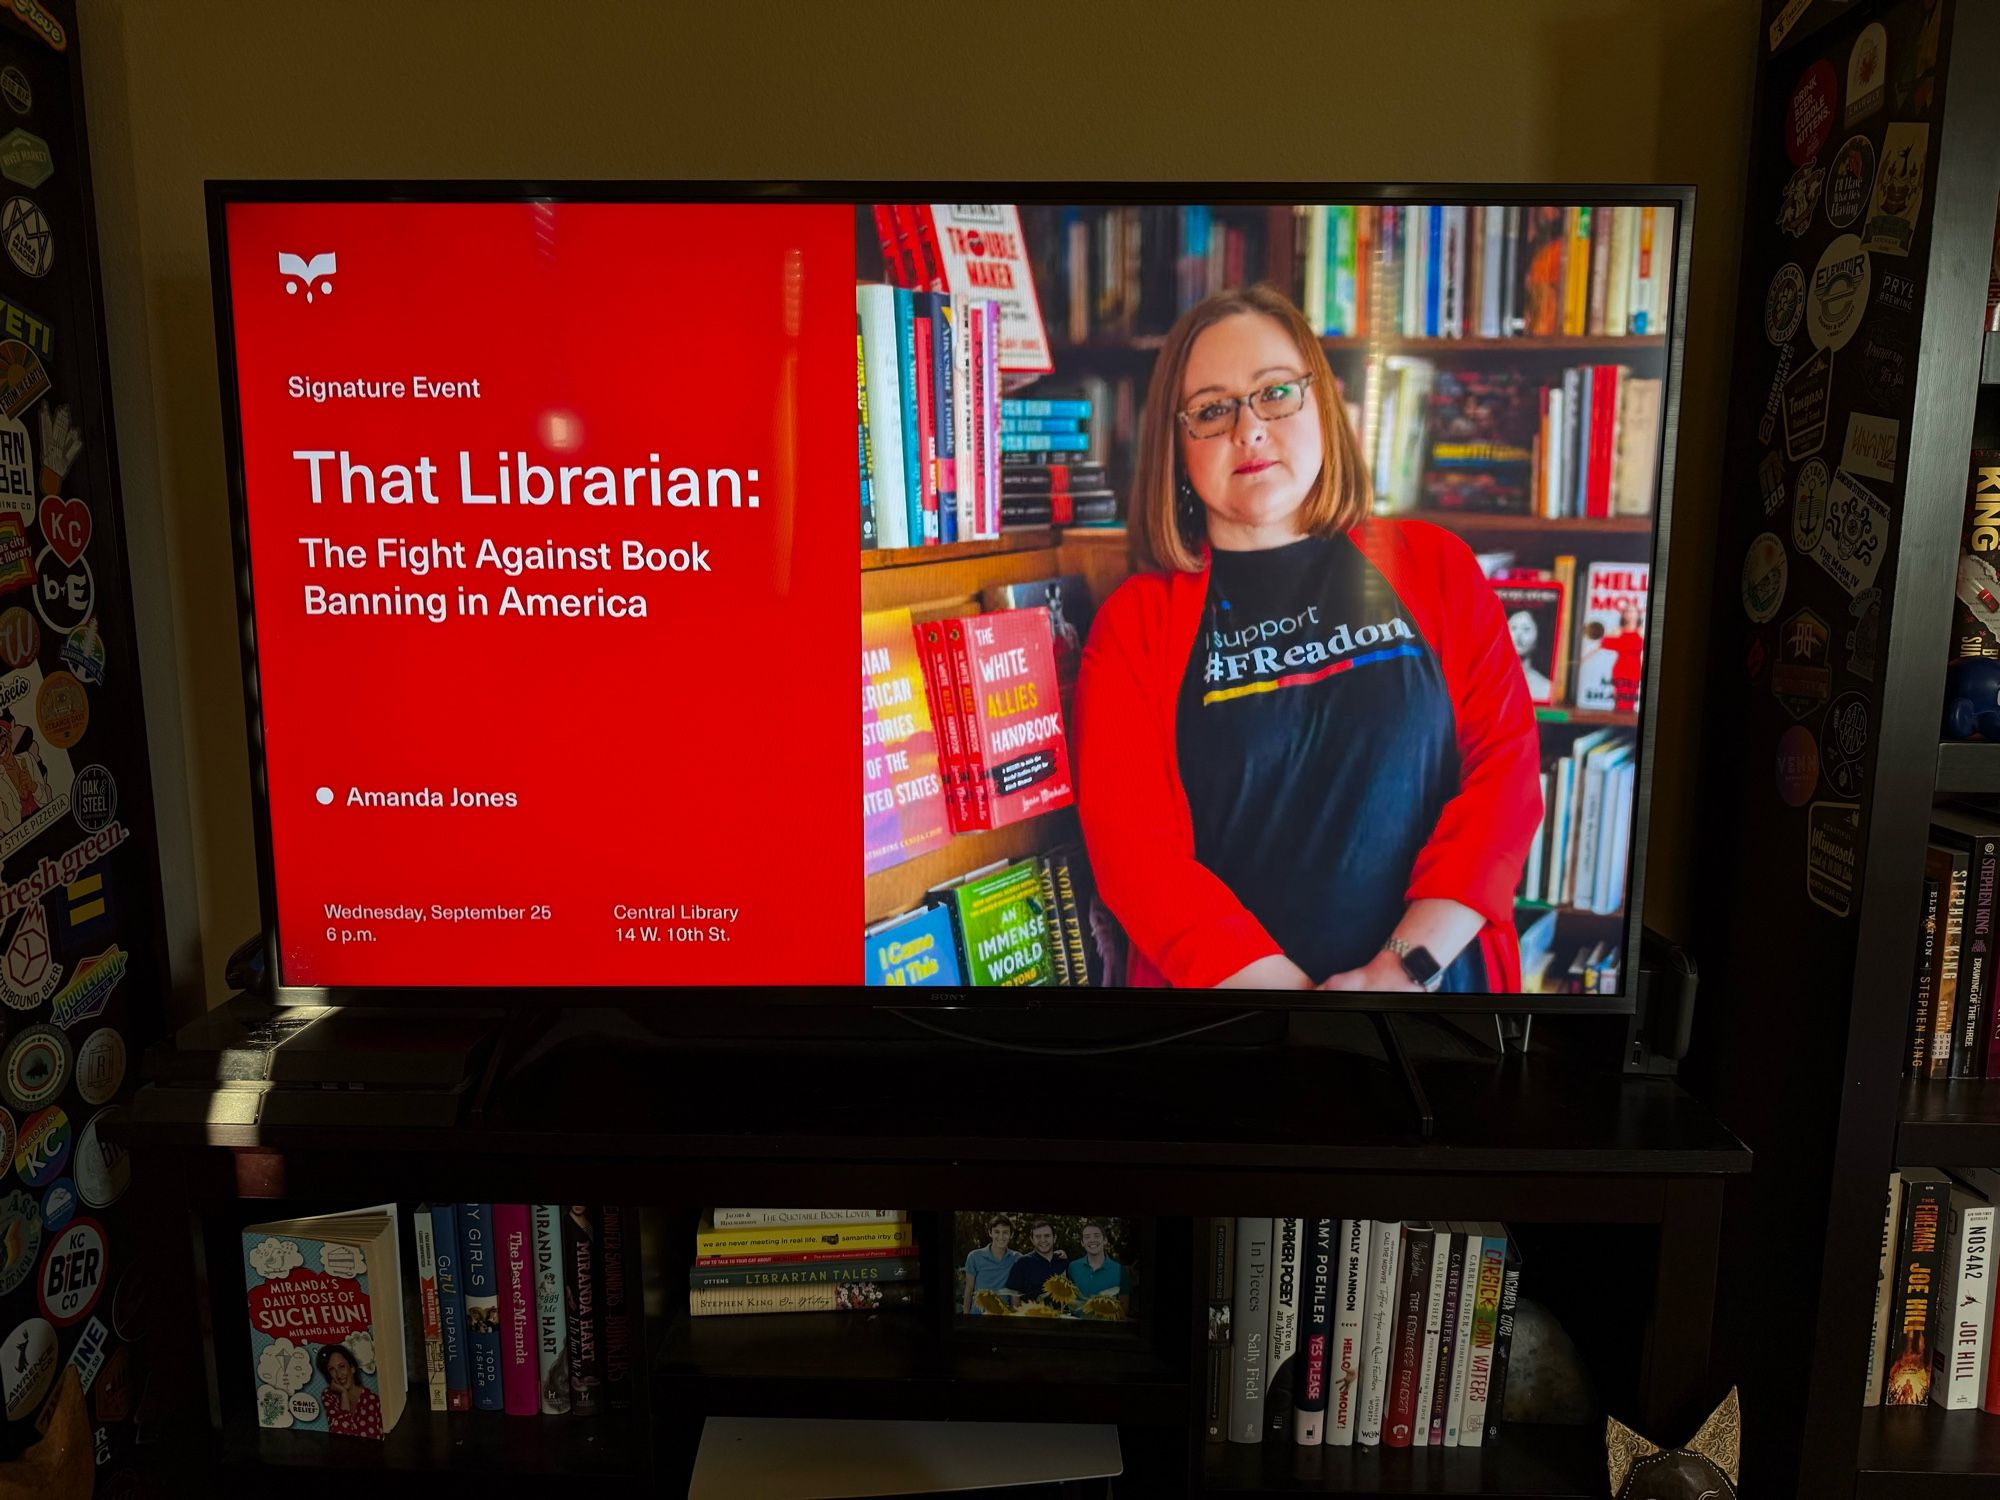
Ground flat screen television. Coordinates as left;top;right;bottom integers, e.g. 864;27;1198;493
208;182;1691;1013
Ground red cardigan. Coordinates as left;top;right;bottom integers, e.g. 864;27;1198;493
1074;517;1543;991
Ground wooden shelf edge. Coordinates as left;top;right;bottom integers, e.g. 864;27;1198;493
862;528;1058;572
1937;740;2000;795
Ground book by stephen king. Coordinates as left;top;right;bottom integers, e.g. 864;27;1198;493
947;608;1075;829
928;857;1058;988
1952;451;2000;665
1573;562;1650;713
243;1209;407;1438
861;607;951;874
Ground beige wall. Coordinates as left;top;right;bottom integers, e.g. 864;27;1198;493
77;0;1758;1012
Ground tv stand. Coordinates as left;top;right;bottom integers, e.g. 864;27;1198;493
1371;1010;1436;1139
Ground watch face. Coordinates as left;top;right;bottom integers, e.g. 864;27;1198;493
1400;946;1443;988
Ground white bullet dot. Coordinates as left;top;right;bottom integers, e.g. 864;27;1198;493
315;787;333;805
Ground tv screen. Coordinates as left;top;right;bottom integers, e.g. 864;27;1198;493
210;185;1686;1008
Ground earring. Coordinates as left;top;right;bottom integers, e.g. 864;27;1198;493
1177;476;1202;529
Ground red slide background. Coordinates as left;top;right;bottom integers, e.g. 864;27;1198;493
225;201;860;987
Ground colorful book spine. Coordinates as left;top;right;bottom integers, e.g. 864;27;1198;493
563;1205;601;1415
533;1204;570;1415
1294;1217;1334;1446
856;285;910;548
1265;1217;1303;1439
1485;1237;1523;1442
893;286;925;547
694;1219;916;1258
1385;1222;1434;1448
1429;1228;1466;1444
1205;1215;1235;1443
694;1244;922;1269
495;1204;538;1416
458;1203;503;1411
1886;1172;1949;1405
930;294;958;541
1445;1227;1484;1443
1359;1220;1402;1445
952;293;976;544
979;300;1001;537
711;1209;907;1228
433;1203;469;1411
1930;845;1968;1080
1230;1218;1272;1442
690;1257;923;1289
1329;1217;1370;1446
911;293;940;544
602;1205;633;1410
415;1206;445;1412
856;315;876;549
1460;1232;1507;1445
1909;879;1941;1076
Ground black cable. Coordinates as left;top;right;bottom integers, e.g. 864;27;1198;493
881;1006;1262;1056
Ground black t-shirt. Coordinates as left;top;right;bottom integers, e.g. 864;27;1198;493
1176;533;1484;988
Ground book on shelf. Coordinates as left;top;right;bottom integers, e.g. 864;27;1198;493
1573;561;1650;714
857;312;876;550
1444;1224;1484;1444
859;606;951;879
1951;451;2000;671
563;1205;601;1416
1359;1219;1403;1446
1866;1174;1907;1406
1428;1226;1466;1445
495;1203;539;1416
1230;1218;1272;1442
1883;1169;1950;1405
414;1204;445;1412
863;903;963;987
1933;1181;1996;1409
693;1242;920;1269
1908;876;1943;1079
1206;1216;1236;1443
1492;578;1567;708
1517;728;1636;917
982;575;1095;692
1422;369;1536;514
694;1215;915;1259
712;1208;908;1229
691;1257;921;1290
1485;1234;1523;1443
1329;1217;1369;1446
432;1202;470;1411
1293;1217;1333;1446
1264;1217;1303;1439
1460;1225;1508;1446
1413;1223;1452;1447
944;608;1075;830
1383;1220;1433;1448
1932;809;2000;1078
459;1202;503;1412
1925;844;1969;1080
532;1204;570;1415
602;1205;634;1409
1948;1168;2000;1416
689;1283;922;1317
926;857;1060;988
242;1207;407;1439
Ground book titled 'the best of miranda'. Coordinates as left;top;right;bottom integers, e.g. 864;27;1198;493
243;1208;408;1439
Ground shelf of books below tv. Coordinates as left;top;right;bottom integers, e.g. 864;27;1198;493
1857;1405;2000;1496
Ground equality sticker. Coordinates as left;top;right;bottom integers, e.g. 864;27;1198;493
1807;800;1861;917
1841;412;1899;485
1793;458;1831;554
1783;346;1833;459
1811;469;1891;598
1809;234;1870;351
1743;533;1789;623
0;1190;37;1296
36;1216;104;1326
1777;725;1820;808
1821;690;1871;799
1766;264;1806;344
1865;122;1928;257
1847;22;1886;125
1825;135;1875;229
1787;60;1837;164
1778;162;1824;239
1774;608;1831;720
1;1023;67;1111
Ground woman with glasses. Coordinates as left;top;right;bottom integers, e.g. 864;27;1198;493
1074;284;1542;994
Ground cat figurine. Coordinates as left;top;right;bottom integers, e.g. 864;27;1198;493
1606;1387;1740;1500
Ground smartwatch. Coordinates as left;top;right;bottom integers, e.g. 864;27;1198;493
1382;937;1444;992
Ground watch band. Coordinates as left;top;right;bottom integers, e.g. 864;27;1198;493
1382;937;1444;992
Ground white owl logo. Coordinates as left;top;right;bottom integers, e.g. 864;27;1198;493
279;252;337;303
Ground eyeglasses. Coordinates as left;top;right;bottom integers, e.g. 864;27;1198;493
1176;373;1317;441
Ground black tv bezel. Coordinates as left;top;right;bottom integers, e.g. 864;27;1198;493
206;179;1694;1016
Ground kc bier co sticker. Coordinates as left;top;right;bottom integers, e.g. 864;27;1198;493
36;1216;104;1326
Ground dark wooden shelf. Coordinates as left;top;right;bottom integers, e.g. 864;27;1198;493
1896;1076;2000;1165
1201;1423;1603;1496
860;527;1057;572
1937;740;2000;795
1420;512;1652;536
1858;1404;2000;1496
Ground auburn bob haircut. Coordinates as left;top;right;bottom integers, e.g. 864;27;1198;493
1127;283;1370;574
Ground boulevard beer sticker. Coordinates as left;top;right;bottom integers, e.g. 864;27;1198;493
1794;458;1831;554
1787;61;1837;164
0;1190;37;1296
1821;690;1871;799
49;946;128;1030
1809;235;1870;351
1807;801;1861;917
1743;533;1789;623
1774;608;1831;720
1784;346;1833;459
0;338;48;417
1812;469;1891;597
1865;123;1928;256
36;1217;105;1326
1778;163;1823;238
1825;135;1875;230
1777;725;1819;808
1847;22;1887;125
1841;413;1899;485
1766;264;1805;344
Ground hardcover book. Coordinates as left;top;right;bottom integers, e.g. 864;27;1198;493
1927;844;1970;1081
1933;1184;1995;1409
1573;562;1650;713
928;857;1059;988
495;1204;538;1416
1384;1221;1434;1448
1294;1217;1333;1446
861;607;951;874
694;1216;916;1258
1493;580;1566;707
414;1205;444;1412
563;1204;601;1415
1329;1217;1370;1446
1264;1217;1302;1439
946;609;1075;829
1933;809;2000;1078
981;575;1095;691
1422;370;1535;514
532;1204;569;1415
602;1205;633;1408
863;904;964;988
1867;1174;1907;1405
1885;1170;1951;1405
1230;1219;1271;1443
687;1283;923;1317
458;1202;503;1411
712;1209;907;1228
431;1202;469;1411
243;1208;407;1439
1952;451;2000;666
1484;1234;1523;1443
1206;1216;1235;1443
